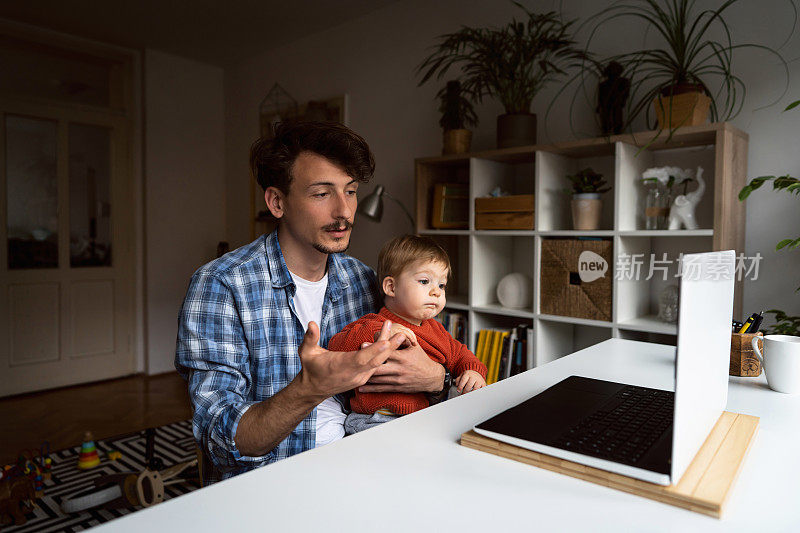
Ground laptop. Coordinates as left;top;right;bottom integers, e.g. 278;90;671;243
473;250;735;485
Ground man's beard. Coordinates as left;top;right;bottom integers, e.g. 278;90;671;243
313;219;353;254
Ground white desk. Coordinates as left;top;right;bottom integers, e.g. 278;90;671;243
97;339;800;532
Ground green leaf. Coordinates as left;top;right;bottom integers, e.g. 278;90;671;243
785;100;800;111
776;239;793;250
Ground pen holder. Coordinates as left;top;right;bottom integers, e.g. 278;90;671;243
729;332;763;377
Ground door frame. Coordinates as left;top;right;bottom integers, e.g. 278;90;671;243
0;22;143;395
0;98;137;395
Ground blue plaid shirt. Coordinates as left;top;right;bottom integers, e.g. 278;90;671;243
175;230;381;483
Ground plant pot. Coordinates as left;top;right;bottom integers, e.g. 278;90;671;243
653;85;711;129
571;193;602;230
497;113;537;148
442;129;472;155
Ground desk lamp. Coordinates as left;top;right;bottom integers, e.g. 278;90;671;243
358;185;416;234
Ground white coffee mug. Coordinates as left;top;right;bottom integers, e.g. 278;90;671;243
751;335;800;394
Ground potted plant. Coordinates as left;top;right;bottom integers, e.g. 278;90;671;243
738;98;800;336
581;0;791;131
438;80;478;155
566;168;611;230
417;4;586;148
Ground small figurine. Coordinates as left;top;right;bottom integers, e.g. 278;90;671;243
597;61;630;135
668;167;706;230
77;432;101;470
108;451;122;461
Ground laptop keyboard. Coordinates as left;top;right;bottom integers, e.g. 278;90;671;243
553;385;674;465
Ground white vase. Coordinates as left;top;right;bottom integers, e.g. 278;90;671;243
496;273;533;309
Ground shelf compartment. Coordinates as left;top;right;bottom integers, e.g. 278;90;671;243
471;312;534;372
539;237;613;322
616;142;716;232
471;234;535;312
415;159;469;232
470;158;535;230
535;149;616;231
535;318;613;367
614;234;713;326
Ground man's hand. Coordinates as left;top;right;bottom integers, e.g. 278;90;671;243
297;320;406;400
235;320;405;457
358;340;445;394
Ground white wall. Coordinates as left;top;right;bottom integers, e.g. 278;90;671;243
224;0;800;324
145;49;226;374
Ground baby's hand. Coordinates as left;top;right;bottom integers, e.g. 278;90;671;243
455;370;486;394
373;322;418;348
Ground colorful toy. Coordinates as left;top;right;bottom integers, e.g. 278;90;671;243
39;441;53;481
77;431;101;470
43;457;52;481
61;428;197;513
0;475;35;526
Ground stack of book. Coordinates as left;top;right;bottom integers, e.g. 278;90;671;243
435;311;467;344
473;325;534;384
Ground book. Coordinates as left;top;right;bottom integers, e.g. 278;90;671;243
475;330;488;366
491;331;510;384
526;327;535;369
510;325;529;376
500;330;517;381
485;330;500;383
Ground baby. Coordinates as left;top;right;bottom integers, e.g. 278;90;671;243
328;234;487;434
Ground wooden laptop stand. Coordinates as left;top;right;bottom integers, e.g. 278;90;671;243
461;411;758;518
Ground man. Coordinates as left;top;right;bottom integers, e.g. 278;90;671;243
175;121;447;483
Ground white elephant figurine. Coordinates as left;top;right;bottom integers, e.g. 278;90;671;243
668;167;705;230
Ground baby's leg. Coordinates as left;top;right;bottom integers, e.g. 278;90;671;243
344;411;399;435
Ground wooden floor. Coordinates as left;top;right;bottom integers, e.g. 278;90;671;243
0;373;193;466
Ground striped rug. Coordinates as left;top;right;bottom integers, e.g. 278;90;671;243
4;420;201;532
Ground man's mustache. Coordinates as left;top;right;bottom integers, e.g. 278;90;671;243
322;220;353;231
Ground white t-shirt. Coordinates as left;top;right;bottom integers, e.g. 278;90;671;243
289;271;347;447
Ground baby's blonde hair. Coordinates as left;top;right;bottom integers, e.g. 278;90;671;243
378;235;451;295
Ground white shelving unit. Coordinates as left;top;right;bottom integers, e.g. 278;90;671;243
415;123;747;370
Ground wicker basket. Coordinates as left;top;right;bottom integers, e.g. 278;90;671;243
540;238;612;321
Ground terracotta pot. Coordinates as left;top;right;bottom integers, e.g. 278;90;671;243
653;85;711;129
497;113;537;148
442;129;472;155
571;193;602;230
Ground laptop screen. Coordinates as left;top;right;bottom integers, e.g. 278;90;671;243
670;250;736;481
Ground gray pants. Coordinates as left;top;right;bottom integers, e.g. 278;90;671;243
344;412;399;435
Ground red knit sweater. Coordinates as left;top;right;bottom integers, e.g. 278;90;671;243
327;307;487;415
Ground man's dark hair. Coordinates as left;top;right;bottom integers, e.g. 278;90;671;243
250;121;375;193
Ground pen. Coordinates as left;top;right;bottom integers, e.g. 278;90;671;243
750;311;764;333
738;313;757;334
